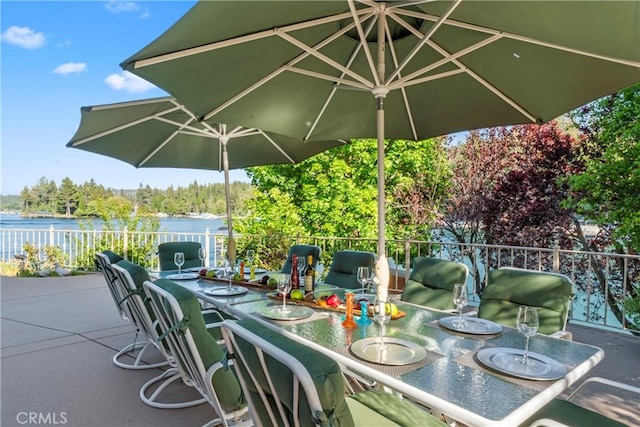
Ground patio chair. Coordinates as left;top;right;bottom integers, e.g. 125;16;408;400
400;257;469;311
158;241;202;271
477;267;573;338
113;261;225;409
95;250;125;320
280;244;321;274
324;250;376;289
221;317;448;427
143;279;250;426
96;251;160;370
522;377;640;426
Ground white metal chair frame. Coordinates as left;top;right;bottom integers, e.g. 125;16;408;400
221;320;325;427
95;252;156;369
143;280;250;427
111;264;211;409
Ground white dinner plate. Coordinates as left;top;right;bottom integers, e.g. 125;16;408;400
258;305;315;321
475;347;568;380
185;266;205;272
351;337;427;366
165;273;200;280
438;316;503;335
204;286;248;297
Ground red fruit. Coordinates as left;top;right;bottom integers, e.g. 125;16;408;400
326;294;340;308
199;268;208;276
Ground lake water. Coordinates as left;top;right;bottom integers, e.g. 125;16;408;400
0;213;226;234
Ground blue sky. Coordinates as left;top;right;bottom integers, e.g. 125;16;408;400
1;1;249;196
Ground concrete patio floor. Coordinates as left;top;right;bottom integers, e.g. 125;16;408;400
1;273;638;427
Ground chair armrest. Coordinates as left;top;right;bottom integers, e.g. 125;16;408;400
567;377;640;402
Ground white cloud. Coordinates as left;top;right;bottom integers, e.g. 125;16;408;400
104;1;140;13
1;26;46;49
53;62;87;75
105;71;156;93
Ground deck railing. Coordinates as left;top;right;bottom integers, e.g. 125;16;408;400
1;226;637;333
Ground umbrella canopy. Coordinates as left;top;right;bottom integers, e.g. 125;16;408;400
120;0;640;296
66;96;343;261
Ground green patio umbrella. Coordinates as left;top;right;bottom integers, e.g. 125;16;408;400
120;0;640;297
66;96;343;263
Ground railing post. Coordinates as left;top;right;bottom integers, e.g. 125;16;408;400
404;238;411;282
49;225;54;248
123;226;129;260
205;227;211;268
553;243;560;272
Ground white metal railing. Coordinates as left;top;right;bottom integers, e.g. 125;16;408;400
0;226;637;333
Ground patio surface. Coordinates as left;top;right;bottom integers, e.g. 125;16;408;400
1;273;638;427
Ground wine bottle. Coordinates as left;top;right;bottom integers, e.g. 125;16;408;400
303;254;315;294
290;254;300;289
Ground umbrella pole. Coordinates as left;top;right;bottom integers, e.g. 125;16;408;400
374;8;390;300
221;137;236;265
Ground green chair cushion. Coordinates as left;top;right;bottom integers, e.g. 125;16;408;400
101;250;124;264
478;269;572;335
115;260;149;291
281;244;321;274
519;398;627;427
348;390;448;427
158;241;202;271
235;318;354;427
325;251;376;289
152;278;244;410
400;257;468;310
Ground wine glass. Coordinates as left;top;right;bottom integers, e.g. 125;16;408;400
223;256;233;288
174;252;185;277
517;305;539;365
246;249;255;266
452;283;468;328
277;274;292;314
357;266;370;294
373;297;391;351
198;247;206;267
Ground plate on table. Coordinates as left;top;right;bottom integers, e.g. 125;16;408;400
185;266;205;272
165;273;200;280
258;305;315;321
204;286;248;297
475;347;568;380
351;337;427;366
438;316;502;335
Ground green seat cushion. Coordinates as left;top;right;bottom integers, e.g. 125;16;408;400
519;398;627;427
235;318;354;427
347;390;448;427
281;245;321;274
115;260;149;291
325;251;376;289
158;241;202;271
478;269;571;334
400;257;467;310
152;278;244;410
101;250;124;264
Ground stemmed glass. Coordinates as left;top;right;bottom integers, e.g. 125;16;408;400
174;252;185;277
246;249;255;266
224;256;233;289
452;283;468;328
517;305;539;366
357;266;371;294
277;274;292;314
373;298;391;351
198;248;206;268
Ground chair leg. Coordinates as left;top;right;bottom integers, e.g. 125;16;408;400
113;340;169;370
140;368;208;409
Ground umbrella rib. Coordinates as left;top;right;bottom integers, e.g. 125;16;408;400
138;115;197;167
305;14;378;141
131;10;366;69
70;105;183;146
400;8;640;69
386;0;462;84
285;66;369;90
426;38;537;122
203;16;368;122
277;30;373;89
347;0;379;86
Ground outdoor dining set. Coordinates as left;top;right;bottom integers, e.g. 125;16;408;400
94;241;638;427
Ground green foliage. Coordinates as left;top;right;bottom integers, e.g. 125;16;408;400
238;138;451;258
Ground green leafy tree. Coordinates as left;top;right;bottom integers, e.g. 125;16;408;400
57;177;79;216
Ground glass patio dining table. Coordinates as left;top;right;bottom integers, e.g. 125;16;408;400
225;298;604;427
